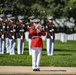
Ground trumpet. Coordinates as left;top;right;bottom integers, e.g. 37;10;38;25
35;24;45;32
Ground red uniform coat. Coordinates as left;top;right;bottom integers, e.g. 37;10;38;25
29;28;46;48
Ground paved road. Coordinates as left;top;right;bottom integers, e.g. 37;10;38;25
0;66;76;75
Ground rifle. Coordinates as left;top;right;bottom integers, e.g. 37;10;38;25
21;24;25;42
12;23;16;42
18;23;25;42
7;23;15;41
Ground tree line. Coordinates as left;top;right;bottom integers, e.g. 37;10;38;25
0;0;76;28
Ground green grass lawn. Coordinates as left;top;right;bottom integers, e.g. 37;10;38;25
0;40;76;67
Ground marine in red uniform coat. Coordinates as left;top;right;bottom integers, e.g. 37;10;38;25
29;19;46;71
29;27;45;48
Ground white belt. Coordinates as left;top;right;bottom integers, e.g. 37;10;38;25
20;29;24;32
32;36;41;38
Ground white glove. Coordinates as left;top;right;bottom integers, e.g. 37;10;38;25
52;29;54;31
35;25;39;29
12;36;15;39
36;28;41;33
49;29;54;32
3;26;5;29
49;30;52;32
2;35;4;39
51;36;53;40
10;30;13;32
13;29;16;32
21;36;23;39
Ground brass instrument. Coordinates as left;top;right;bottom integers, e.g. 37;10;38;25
35;24;45;32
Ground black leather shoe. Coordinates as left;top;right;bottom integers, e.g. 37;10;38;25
33;69;37;71
36;69;40;71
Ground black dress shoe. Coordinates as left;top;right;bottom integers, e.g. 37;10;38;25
36;69;40;71
33;69;37;71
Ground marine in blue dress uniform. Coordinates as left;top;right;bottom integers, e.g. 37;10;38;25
5;14;12;53
45;16;55;56
0;14;5;54
7;16;16;55
16;16;27;54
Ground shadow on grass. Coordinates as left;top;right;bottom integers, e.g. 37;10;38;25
15;48;74;56
54;54;72;56
54;49;76;52
42;49;73;56
42;53;72;56
42;48;76;52
41;70;66;72
15;48;76;52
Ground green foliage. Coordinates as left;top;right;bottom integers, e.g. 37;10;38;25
0;0;76;24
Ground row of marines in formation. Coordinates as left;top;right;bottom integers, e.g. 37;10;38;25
0;14;55;56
